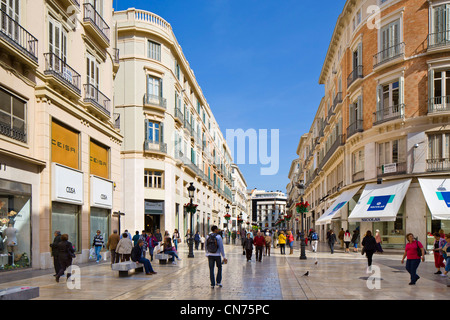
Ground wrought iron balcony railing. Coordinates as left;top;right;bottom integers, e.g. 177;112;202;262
144;140;167;153
0;119;26;143
83;2;110;43
428;30;450;49
426;158;450;172
44;52;81;94
373;104;404;125
144;94;167;109
347;65;363;88
83;84;111;116
347;119;363;138
377;162;407;177
373;42;405;68
428;96;450;114
0;8;38;63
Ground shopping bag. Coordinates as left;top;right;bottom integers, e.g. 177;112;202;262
89;248;96;260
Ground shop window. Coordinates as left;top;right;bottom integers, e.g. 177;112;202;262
90;207;110;248
52;202;79;252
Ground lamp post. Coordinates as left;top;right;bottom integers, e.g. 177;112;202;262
187;182;196;258
296;181;307;260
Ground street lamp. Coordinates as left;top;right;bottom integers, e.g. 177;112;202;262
225;204;230;243
296;180;307;260
187;182;196;258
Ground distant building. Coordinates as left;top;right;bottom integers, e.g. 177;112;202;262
248;190;287;230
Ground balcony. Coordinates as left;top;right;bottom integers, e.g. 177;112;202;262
377;162;407;177
113;48;119;73
0;119;26;143
144;140;167;154
332;92;343;110
352;170;364;183
144;93;167;112
83;84;111;117
57;0;80;10
428;96;450;115
83;2;110;48
44;52;81;96
174;108;184;126
347;65;363;89
0;8;38;67
347;119;363;138
318;134;344;170
428;30;450;51
373;42;405;69
427;158;450;172
373;104;405;126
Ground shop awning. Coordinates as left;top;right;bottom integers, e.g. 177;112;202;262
316;186;361;225
348;179;412;222
418;178;450;220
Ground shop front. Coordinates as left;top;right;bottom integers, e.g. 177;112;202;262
144;200;163;233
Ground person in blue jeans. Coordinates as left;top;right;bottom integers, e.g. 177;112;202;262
401;233;425;285
163;237;182;265
131;240;157;275
205;226;227;289
92;230;104;263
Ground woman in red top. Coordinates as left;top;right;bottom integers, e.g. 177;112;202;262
401;233;425;285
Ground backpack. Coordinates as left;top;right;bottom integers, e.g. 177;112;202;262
312;232;318;240
206;233;218;253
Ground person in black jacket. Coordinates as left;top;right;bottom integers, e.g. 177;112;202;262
55;234;75;283
50;231;62;276
362;230;377;268
243;233;254;262
131;239;157;275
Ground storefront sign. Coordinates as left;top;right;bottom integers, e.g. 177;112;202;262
52;163;83;205
90;140;109;179
382;163;397;174
51;121;79;169
367;195;395;211
90;175;113;209
145;200;164;215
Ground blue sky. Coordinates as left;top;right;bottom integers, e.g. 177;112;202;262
113;0;346;193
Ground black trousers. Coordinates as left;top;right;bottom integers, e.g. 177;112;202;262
366;250;375;266
53;256;61;274
245;249;252;261
255;246;263;261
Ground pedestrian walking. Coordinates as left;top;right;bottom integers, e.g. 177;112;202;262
401;233;425;285
116;232;133;262
205;226;227;289
264;232;272;256
310;229;319;253
139;230;149;258
344;230;352;253
278;231;286;255
201;234;205;250
55;234;75;283
287;231;294;255
375;229;383;253
432;232;446;275
362;230;377;268
106;230;120;264
148;232;158;261
194;231;201;250
50;231;62;276
92;230;104;263
253;231;265;262
121;229;132;240
132;231;140;246
173;229;180;251
131;239;157;275
273;229;278;249
155;229;163;243
243;233;254;262
351;229;360;253
327;230;337;254
338;228;345;248
442;234;450;278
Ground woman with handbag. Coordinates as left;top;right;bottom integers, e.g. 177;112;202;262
401;233;425;285
173;229;180;251
55;234;75;283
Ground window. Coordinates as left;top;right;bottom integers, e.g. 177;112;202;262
348;95;363;136
428;133;450;160
378;139;406;166
429;69;450;112
146;75;163;104
49;17;67;63
380;19;401;59
431;4;450;46
86;53;99;88
0;87;26;142
1;0;19;39
175;60;180;80
352;149;364;178
352;9;362;31
147;40;161;61
145;120;160;144
144;169;164;189
376;79;403;122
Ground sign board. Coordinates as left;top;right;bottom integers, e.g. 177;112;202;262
90;175;113;209
52;163;83;205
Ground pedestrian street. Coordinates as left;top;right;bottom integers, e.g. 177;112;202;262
0;242;448;300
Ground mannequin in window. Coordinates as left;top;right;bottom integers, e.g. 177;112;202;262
4;223;18;265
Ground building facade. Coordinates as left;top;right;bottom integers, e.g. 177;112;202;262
231;164;249;231
248;190;287;230
292;0;450;249
0;0;122;270
113;8;236;239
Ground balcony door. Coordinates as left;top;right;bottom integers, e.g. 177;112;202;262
433;4;450;45
432;69;450;111
380;19;400;60
86;53;99;100
1;0;19;40
87;0;103;16
48;18;67;74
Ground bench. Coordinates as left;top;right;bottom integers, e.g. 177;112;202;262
111;261;144;277
155;253;172;264
0;286;39;300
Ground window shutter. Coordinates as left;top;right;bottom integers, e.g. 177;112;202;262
145;119;149;141
357;95;363;122
428;69;434;112
399;76;405;116
160;122;164;143
357;42;363;67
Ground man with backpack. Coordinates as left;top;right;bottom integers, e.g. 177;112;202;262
205;226;227;289
311;229;319;253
